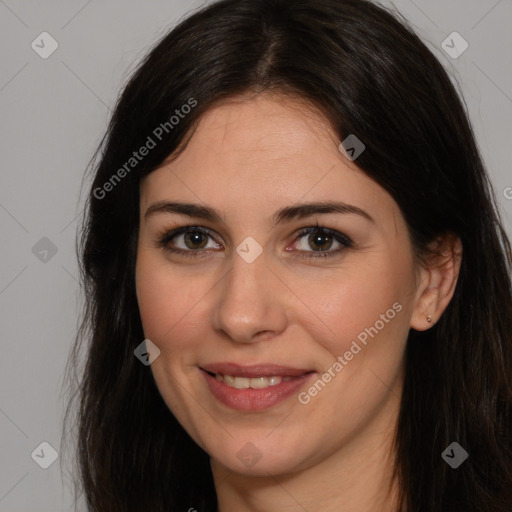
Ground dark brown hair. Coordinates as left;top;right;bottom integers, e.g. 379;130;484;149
65;0;512;510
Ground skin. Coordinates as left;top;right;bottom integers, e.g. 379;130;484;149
135;92;462;511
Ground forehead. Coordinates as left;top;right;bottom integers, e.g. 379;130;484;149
186;92;337;155
139;93;392;222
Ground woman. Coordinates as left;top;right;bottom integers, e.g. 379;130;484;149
65;0;512;510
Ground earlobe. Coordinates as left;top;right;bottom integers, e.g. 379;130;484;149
410;233;463;332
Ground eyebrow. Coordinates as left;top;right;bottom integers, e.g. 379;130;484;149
144;200;375;225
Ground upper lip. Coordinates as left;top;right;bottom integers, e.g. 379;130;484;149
200;363;314;378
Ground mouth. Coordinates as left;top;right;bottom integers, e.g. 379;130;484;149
199;363;316;411
208;372;296;389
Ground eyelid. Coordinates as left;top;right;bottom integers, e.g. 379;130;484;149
157;225;220;249
293;225;353;247
289;225;353;259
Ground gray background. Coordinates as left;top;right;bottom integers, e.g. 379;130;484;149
1;1;511;510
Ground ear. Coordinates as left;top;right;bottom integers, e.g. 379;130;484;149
410;232;463;331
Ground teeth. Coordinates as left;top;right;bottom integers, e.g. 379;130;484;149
214;373;295;389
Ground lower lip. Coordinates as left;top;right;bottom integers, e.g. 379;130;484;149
201;369;315;411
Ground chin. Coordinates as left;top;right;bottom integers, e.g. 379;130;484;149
208;436;314;477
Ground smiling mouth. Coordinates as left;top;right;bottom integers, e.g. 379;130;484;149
200;367;316;411
204;371;310;389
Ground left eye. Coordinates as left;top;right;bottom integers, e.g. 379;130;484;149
292;227;353;258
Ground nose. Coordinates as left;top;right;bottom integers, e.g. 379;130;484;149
212;246;288;344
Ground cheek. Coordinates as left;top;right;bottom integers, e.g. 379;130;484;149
305;258;412;369
297;274;409;432
135;252;202;346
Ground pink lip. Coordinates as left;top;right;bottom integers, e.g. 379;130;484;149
200;365;316;411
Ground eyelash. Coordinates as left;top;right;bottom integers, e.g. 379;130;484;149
156;222;353;260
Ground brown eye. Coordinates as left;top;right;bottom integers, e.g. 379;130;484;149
182;230;209;250
158;226;221;256
293;226;353;259
306;231;334;251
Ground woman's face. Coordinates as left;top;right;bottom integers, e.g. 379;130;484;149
136;93;423;477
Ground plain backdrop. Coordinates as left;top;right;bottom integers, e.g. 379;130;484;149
1;1;511;510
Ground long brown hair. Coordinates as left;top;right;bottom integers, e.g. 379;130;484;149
64;0;512;510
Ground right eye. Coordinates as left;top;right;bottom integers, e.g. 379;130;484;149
157;225;222;257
